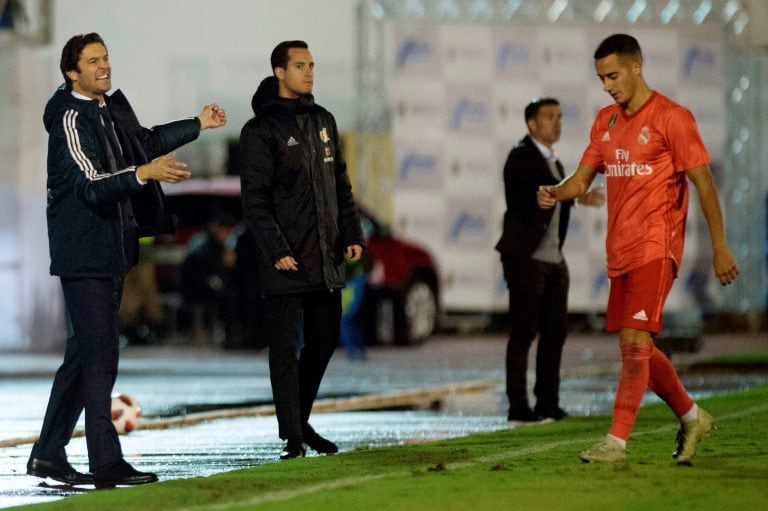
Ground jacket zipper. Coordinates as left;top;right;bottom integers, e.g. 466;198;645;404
117;201;127;272
298;113;332;288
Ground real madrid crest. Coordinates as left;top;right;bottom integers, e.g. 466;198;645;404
637;126;650;145
320;127;334;163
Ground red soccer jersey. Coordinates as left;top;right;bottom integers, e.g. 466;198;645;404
580;92;710;277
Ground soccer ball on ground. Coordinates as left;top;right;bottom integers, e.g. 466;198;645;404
111;393;142;434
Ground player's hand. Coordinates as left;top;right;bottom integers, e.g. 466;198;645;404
537;185;557;209
346;244;363;262
713;247;739;285
274;255;298;271
198;103;227;130
137;152;191;183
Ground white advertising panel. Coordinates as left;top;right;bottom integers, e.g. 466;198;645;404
441;252;501;310
442;135;498;194
392;192;446;251
392;79;447;137
441;25;495;80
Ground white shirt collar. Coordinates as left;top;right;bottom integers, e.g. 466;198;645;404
530;136;555;161
71;90;105;106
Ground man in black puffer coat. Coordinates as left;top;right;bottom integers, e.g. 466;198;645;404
28;33;227;489
239;40;365;460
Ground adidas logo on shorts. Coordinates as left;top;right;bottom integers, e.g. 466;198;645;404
632;310;649;321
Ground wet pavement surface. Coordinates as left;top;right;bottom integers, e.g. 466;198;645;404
1;331;766;508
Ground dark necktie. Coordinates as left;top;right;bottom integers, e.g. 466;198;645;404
99;106;125;171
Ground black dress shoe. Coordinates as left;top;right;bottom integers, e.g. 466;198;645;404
534;407;568;421
27;457;94;485
302;423;339;454
507;408;542;422
279;440;306;460
93;459;158;489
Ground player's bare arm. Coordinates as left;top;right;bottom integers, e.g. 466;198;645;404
537;164;598;209
686;165;740;285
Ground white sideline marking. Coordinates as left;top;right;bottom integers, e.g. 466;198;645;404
178;404;768;511
180;475;388;511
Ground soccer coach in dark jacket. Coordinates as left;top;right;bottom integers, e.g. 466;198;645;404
239;40;365;460
28;33;226;489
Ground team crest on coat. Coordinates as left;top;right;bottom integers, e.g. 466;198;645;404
319;128;330;143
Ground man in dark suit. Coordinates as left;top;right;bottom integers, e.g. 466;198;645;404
495;98;603;422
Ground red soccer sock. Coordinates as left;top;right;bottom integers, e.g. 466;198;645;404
647;344;694;417
609;343;653;440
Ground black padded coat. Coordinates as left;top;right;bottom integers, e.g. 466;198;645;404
239;77;364;295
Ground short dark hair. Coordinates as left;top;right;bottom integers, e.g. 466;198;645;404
270;40;309;73
60;33;106;90
524;97;559;122
593;33;642;62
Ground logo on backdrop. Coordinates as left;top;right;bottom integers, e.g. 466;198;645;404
395;38;433;70
495;41;531;73
679;41;721;86
447;203;490;248
398;151;437;182
683;46;716;78
449;97;490;132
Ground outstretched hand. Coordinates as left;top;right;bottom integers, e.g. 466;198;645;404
537;185;558;209
136;152;191;183
198;103;227;130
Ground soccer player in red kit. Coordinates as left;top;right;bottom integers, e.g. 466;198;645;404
538;34;739;464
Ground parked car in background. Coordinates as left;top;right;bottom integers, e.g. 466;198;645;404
154;177;440;347
358;204;439;345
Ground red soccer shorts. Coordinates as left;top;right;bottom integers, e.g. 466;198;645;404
605;258;675;335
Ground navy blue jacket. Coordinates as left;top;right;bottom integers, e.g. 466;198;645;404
44;86;200;277
239;76;364;295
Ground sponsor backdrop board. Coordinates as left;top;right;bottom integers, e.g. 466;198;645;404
388;23;725;314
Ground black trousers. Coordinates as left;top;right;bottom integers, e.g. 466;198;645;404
32;277;124;472
265;289;341;441
502;258;569;415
